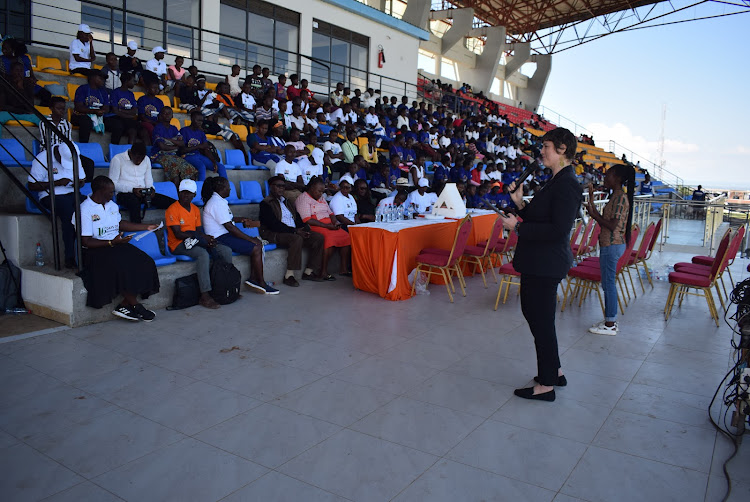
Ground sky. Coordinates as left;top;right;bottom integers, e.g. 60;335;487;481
531;4;749;190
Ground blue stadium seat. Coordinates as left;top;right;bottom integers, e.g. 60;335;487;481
80;182;92;197
74;142;108;167
153;181;178;200
124;231;176;267
25;184;44;214
163;228;194;262
224;149;256;170
239;180;264;203
264;179;269;197
32;140;41;156
109;144;131;159
191;180;205;206
232;225;276;256
0;139;33;167
226;181;252;205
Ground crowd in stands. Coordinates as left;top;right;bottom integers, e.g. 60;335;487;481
0;24;678;322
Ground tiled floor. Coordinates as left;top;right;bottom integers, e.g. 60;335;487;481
1;251;749;502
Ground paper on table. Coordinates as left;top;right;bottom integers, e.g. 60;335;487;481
133;221;163;241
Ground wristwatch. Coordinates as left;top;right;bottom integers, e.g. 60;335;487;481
514;222;521;235
108;240;113;247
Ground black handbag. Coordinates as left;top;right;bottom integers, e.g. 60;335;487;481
167;274;200;310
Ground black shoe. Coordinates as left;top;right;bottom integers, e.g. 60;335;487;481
283;276;300;287
534;375;567;387
132;303;156;322
113;304;139;321
64;258;77;269
302;273;323;282
514;387;556;401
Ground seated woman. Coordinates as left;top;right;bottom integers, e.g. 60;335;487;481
329;178;359;228
179;111;228;180
201;176;279;295
0;61;39;125
151;107;198;185
76;176;160;321
359;133;379;170
353;179;376;223
295;177;352;279
248;119;283;170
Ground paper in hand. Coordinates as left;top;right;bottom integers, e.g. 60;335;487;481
133;221;164;241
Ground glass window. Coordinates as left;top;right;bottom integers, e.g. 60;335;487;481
167;23;194;58
248;12;273;47
167;0;200;27
311;31;330;86
417;49;435;74
219;3;246;66
126;13;163;50
127;0;162;18
441;57;458;81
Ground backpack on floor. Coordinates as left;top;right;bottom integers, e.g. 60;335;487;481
167;274;200;310
209;261;241;305
0;258;23;311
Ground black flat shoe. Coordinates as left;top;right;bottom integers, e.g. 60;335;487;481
534;375;567;387
514;387;556;402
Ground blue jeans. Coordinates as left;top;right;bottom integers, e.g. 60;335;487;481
600;243;626;321
184;154;227;180
217;233;256;254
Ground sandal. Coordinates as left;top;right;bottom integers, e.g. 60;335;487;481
323;274;337;281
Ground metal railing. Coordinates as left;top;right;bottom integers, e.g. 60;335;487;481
0;73;83;271
607;140;684;191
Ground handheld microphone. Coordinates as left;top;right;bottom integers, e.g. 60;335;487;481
510;161;539;193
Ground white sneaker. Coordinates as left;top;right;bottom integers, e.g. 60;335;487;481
590;320;606;330
589;322;618;336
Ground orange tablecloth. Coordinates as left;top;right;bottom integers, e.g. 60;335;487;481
350;212;498;300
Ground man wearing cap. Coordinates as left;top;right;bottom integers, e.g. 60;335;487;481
406;178;438;214
71;70;110;143
119;41;143;82
69;24;96;75
28;143;87;268
165;179;232;309
145;46;168;91
259;175;325;287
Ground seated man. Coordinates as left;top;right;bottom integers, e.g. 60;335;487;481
71;70;110;143
0;61;38;126
109;142;175;223
69;24;95;75
273;144;307;202
406;178;438;214
38;96;95;181
259;175;325;286
180;111;228;180
28;143;87;268
144;46;168;91
166;179;232;309
137;81;164;142
119;41;143;82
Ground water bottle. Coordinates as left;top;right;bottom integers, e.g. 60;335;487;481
387;204;394;222
375;205;383;223
385;204;391;222
35;242;44;267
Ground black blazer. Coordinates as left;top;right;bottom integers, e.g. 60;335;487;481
512;165;583;280
258;196;305;235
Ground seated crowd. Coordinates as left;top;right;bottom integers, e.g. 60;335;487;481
6;24;658;322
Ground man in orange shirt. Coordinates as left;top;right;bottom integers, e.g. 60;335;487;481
165;179;232;309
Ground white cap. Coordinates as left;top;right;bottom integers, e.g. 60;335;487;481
127;41;138;51
395;177;410;186
418;178;429;188
338;174;355;186
179;179;197;193
57;143;81;172
78;24;92;34
152;46;166;55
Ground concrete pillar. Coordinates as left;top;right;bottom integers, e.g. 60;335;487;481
472;26;505;95
402;0;431;29
517;54;551;111
435;8;474;55
503;42;529;78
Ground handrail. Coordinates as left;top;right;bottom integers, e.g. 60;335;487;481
0;73;83;271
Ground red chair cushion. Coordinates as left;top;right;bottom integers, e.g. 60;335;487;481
498;263;519;275
569;266;601;280
421;247;450;256
691;256;713;266
416;252;450;267
673;264;710;276
462;245;485;256
668;271;711;287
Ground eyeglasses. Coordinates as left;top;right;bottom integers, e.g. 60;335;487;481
271;183;286;188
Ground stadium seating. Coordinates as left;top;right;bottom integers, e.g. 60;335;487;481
239;181;264;203
224;149;255;170
226;181;252;205
75;142;108;167
124;231;176;267
153;181;178;199
0;138;33;167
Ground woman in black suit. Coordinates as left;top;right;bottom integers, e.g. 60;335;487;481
500;128;583;402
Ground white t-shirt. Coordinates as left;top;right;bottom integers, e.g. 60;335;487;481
329;192;357;223
146;58;167;77
323;141;342;164
377;196;396;210
28;151;86;199
77;197;121;241
69;39;92;71
365;113;379;127
239;92;256;110
286;114;305;131
310;146;324;167
108;151;153;195
274;159;301;182
406;190;438;214
330;108;356;126
202;192;232;238
396;116;409;129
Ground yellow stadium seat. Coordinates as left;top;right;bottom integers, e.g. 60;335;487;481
172;97;187;113
35;106;51;116
156;95;172;108
67;83;79;101
230;124;248;142
170;117;182;129
4;120;38;128
33;56;68;76
205;82;217;91
133;91;145;101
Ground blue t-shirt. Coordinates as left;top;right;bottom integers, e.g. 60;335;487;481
179;126;207;156
640;181;652;194
151;123;180;156
403;148;416;163
370;171;388;189
109;88;137;113
388;166;403;184
449;167;469;183
389;145;404;160
74;85;109;113
2;54;32;75
432;164;448;184
137;95;164;123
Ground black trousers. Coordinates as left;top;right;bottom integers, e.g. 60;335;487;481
117;192;175;223
104;116;139;145
40;193;76;261
520;273;562;386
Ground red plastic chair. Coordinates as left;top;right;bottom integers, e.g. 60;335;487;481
411;215;473;302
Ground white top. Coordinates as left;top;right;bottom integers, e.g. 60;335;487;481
285;101;308;116
329;192;357;222
103;67;122;90
69;39;92;71
323;141;342;164
286;114;306;131
198;89;214;107
330;108;357;126
376;196;396;210
145;58;167;77
274;159;301;182
429;133;439;148
396;116;410;129
310;147;324;167
439;136;451;148
365;113;379;127
202;192;232;238
278;196;296;228
227;74;241;96
239;92;256;110
298;158;322;185
77;197;121;241
410;165;425;185
406;190;438;214
108;151;153;195
28;151;86;199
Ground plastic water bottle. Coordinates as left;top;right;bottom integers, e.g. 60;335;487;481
387;204;394;222
35;242;44;267
375;205;383;223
